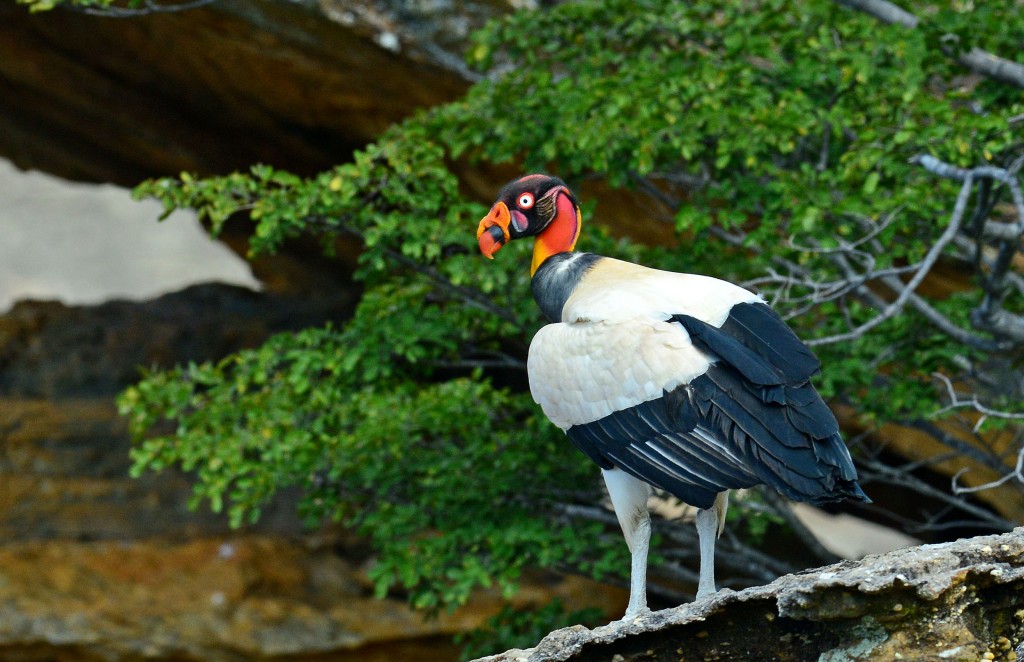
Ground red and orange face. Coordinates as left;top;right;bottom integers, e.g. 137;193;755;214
477;174;574;259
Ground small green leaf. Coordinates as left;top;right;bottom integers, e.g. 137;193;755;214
862;171;880;195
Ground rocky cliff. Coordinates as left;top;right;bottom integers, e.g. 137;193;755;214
478;527;1024;662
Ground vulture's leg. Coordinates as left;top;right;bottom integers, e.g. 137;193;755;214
695;491;729;600
602;468;652;619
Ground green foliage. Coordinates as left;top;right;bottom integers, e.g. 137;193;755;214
121;323;625;609
812;293;984;425
451;0;1019;249
112;0;1023;644
17;0;90;10
123;112;640;616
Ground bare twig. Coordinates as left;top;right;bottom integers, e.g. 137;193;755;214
951;446;1024;495
912;155;1024;223
887;279;1008;352
857;457;1014;531
932;372;1024;431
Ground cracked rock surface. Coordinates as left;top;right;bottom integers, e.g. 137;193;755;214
477;527;1024;662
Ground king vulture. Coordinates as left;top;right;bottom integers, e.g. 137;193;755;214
477;174;869;620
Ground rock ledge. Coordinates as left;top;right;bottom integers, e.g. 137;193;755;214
478;527;1024;662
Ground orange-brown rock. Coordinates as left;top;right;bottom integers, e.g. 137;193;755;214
0;535;625;661
0;397;289;542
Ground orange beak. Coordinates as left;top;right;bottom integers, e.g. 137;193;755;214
477;201;512;259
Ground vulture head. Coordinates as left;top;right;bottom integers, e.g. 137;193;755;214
477;174;582;274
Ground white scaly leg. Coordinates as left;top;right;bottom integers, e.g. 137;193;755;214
602;468;652;620
695;491;729;600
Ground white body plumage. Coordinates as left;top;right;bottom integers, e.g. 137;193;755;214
528;256;761;429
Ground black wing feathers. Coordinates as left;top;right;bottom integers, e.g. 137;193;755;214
718;302;821;382
672;312;787;403
568;398;753;510
566;301;868;508
674;303;841;438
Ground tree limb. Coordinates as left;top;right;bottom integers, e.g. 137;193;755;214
957;48;1024;90
857;456;1014;532
833;0;1024;89
932;371;1024;432
952;446;1024;496
910;154;1024;345
911;155;1024;219
882;276;1008;352
833;0;917;28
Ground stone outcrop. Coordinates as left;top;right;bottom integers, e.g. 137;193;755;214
477;527;1024;662
0;283;357;400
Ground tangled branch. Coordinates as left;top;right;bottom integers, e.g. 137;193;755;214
633;147;1024;545
805;176;974;347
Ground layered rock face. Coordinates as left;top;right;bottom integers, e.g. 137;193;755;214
0;0;478;185
0;285;355;542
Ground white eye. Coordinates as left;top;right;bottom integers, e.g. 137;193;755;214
517;192;535;209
